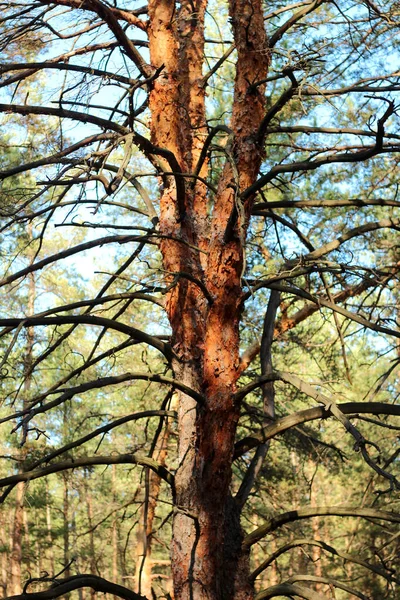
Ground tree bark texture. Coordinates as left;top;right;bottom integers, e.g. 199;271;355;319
2;0;400;599
147;2;269;599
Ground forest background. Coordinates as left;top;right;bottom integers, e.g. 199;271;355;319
0;0;400;599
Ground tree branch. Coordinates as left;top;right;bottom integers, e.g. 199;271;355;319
0;234;143;287
0;62;137;84
243;506;400;548
3;372;201;430
251;537;399;587
245;282;400;341
237;370;400;488
268;0;326;48
255;583;325;600
0;315;174;360
286;574;390;597
5;574;147;600
253;197;400;211
234;401;400;458
28;410;176;472
0;453;175;492
0;103;128;134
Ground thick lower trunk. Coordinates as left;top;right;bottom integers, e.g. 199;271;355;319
171;386;253;600
135;422;171;597
171;286;253;600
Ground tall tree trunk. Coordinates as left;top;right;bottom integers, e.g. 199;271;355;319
1;534;7;597
135;414;172;597
62;398;71;589
112;464;119;600
10;238;35;595
63;472;71;580
310;481;323;592
23;507;31;574
85;470;97;599
46;479;55;577
9;483;23;596
146;1;269;599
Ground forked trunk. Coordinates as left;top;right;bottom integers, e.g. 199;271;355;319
146;1;268;598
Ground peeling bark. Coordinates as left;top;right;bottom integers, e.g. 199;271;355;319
147;1;269;599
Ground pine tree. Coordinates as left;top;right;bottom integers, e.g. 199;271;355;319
0;1;400;599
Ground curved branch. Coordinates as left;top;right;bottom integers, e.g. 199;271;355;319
243;506;400;549
251;537;398;587
239;276;376;372
1;199;147;229
37;0;150;75
0;453;175;492
0;105;186;212
234;401;400;457
268;0;326;48
3;371;201;428
257;70;299;141
243;142;400;198
201;44;235;86
253;198;400;210
37;0;149;29
245;282;400;341
0;133;117;180
261;125;400;142
243;100;399;200
287;574;389;597
0;316;173;360
0;103;128;134
5;574;147;600
255;583;325;600
28;410;176;471
31;291;163;317
0;62;137;84
0;410;177;503
0;234;143;288
237;370;400;488
294;217;400;262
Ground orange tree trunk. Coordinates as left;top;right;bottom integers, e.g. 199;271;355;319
147;2;269;599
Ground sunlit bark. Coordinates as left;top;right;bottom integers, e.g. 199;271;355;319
146;1;269;598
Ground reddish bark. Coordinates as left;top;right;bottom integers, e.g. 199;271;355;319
147;1;269;599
